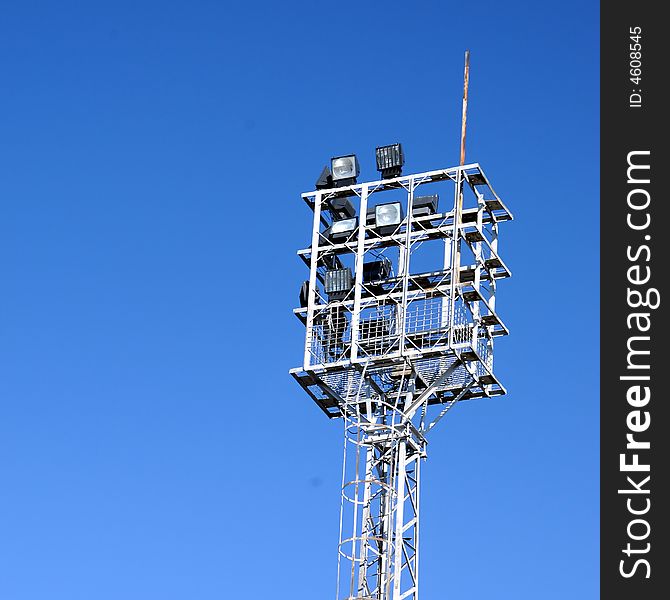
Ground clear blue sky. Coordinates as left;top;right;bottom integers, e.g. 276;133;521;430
1;1;599;598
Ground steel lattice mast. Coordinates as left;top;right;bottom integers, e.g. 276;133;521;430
291;159;512;599
291;48;509;600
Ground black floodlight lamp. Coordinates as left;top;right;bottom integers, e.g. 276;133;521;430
374;201;404;235
327;197;356;220
330;154;360;187
323;217;358;242
363;259;391;283
375;143;405;179
412;194;439;218
365;203;400;227
366;205;376;227
321;253;342;270
324;267;353;301
315;165;333;190
299;281;310;308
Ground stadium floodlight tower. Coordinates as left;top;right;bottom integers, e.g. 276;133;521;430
291;57;512;600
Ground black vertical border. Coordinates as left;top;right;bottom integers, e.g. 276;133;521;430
601;4;667;598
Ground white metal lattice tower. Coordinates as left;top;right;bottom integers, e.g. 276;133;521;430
291;162;512;600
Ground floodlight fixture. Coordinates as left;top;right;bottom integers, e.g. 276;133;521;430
327;197;356;220
374;201;404;235
412;194;439;218
315;165;333;190
365;205;376;227
321;253;342;270
375;143;405;179
330;154;360;187
323;217;358;242
324;267;353;300
299;281;310;308
363;259;391;283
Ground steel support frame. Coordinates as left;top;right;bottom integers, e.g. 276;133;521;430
293;163;512;600
300;165;510;376
337;400;423;600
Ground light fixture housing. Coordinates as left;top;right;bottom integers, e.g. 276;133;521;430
327;197;356;220
374;201;404;235
363;259;391;283
365;205;376;228
323;217;358;242
299;281;310;308
375;143;405;179
330;154;360;187
324;267;353;300
315;165;333;190
412;194;439;218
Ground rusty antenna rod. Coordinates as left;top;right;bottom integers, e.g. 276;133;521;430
450;50;470;297
459;49;470;166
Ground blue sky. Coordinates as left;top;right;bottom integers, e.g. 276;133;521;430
1;1;599;598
